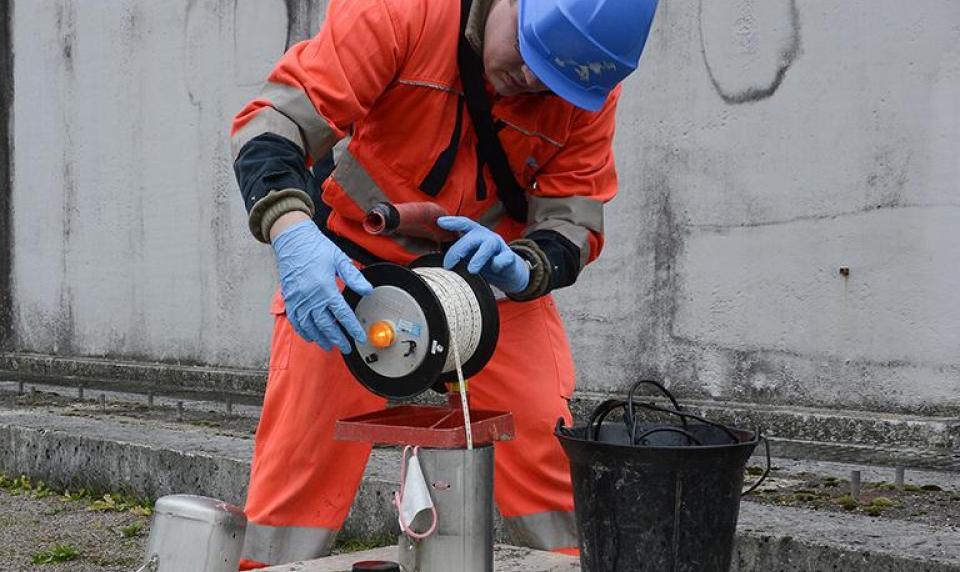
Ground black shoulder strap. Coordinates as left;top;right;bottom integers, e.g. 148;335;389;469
457;0;528;222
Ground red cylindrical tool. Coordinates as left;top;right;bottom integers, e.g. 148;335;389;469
363;201;459;242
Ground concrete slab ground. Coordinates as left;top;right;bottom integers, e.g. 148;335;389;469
258;505;960;572
261;545;578;572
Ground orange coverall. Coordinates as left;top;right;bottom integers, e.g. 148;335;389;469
230;0;620;566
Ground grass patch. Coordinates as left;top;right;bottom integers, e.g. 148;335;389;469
32;544;80;564
0;473;153;516
88;493;154;516
862;505;884;517
870;497;897;508
0;474;54;498
333;534;395;554
119;520;146;538
836;495;859;511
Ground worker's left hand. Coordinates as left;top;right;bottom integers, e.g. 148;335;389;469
437;216;530;294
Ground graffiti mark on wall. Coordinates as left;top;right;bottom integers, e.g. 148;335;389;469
699;0;802;104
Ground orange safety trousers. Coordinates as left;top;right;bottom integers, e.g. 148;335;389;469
239;291;579;568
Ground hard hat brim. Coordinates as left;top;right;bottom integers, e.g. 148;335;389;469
517;0;610;113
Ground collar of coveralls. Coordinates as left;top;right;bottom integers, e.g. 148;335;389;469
464;0;496;56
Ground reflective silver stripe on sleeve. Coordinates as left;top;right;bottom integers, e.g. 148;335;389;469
231;107;305;161
241;522;337;564
526;194;604;269
331;149;441;256
503;511;578;551
260;80;340;159
331;147;390;210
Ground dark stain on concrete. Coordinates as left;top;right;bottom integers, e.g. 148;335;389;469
699;0;802;105
865;146;910;209
640;164;688;391
56;1;76;74
57;166;76;355
0;0;13;351
57;0;77;354
284;0;324;49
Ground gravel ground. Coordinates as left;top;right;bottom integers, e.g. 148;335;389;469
0;487;150;571
745;468;960;528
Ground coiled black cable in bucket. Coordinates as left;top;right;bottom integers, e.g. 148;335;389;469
557;380;771;572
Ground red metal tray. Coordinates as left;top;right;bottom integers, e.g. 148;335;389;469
335;405;514;448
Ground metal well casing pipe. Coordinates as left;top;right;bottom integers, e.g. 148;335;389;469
398;446;494;572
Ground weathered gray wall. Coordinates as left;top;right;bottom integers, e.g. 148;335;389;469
560;0;960;413
8;1;960;412
10;0;325;368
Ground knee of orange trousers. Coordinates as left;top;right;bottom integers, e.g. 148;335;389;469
467;297;577;519
244;310;385;529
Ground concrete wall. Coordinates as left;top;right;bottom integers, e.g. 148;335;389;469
6;0;960;412
558;0;960;413
10;0;326;368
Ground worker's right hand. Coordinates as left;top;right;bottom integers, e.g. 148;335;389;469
272;219;373;353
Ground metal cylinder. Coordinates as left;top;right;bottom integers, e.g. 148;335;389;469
142;495;247;572
398;446;494;572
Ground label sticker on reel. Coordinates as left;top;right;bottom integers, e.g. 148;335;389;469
396;319;422;338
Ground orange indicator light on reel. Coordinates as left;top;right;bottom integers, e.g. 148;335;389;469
368;320;396;349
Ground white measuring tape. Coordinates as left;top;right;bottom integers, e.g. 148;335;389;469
412;268;484;373
413;267;483;449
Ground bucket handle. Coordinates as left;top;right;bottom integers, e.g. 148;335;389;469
625;380;687;433
627;379;684;413
586;399;741;446
628;402;741;445
634;426;704;446
587;399;630;441
741;430;771;496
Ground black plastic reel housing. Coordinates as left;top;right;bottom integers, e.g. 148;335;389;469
342;256;499;400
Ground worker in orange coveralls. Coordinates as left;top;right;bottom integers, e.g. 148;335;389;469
230;0;659;567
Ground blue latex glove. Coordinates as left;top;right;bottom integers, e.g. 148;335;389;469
272;220;373;353
437;216;530;293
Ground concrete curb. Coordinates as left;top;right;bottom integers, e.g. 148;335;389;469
569;390;960;470
0;352;267;395
569;390;960;450
3;357;957;468
737;503;960;571
1;407;958;570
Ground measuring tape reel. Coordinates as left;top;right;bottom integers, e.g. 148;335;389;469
342;254;500;400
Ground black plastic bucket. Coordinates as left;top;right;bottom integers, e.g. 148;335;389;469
556;381;768;572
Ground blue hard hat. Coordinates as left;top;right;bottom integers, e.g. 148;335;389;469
518;0;659;112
